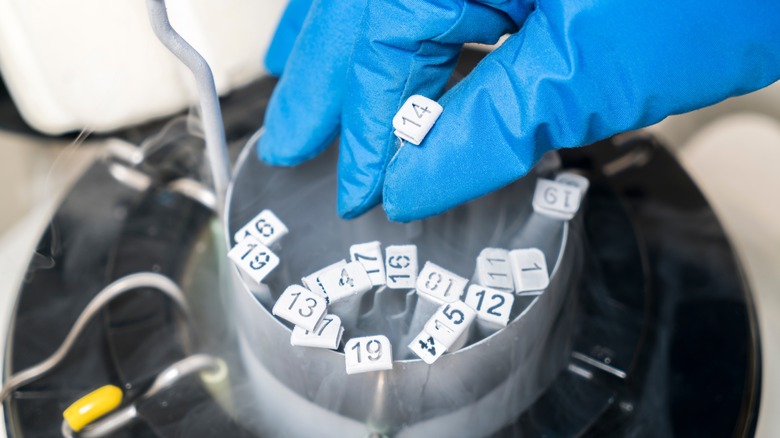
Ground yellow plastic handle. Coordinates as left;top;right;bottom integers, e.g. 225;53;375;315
63;385;123;432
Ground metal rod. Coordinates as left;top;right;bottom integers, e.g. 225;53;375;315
0;273;190;401
146;0;230;216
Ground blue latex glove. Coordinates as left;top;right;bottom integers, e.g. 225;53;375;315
260;0;780;222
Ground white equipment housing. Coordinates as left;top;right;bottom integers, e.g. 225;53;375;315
0;0;285;134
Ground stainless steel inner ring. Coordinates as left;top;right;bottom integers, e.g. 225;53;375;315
225;138;582;436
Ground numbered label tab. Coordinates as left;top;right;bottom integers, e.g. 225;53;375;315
291;315;344;350
319;261;373;303
555;172;589;201
476;248;515;292
509;248;549;292
344;335;393;375
532;179;582;220
272;285;327;331
234;209;288;246
227;237;279;284
392;95;443;146
464;285;515;327
423;300;476;348
350;241;386;286
416;261;468;304
385;245;418;289
302;260;347;300
408;330;445;364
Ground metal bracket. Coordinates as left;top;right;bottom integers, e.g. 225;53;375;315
145;0;231;217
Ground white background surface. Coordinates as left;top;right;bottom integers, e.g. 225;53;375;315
0;0;285;134
0;83;778;435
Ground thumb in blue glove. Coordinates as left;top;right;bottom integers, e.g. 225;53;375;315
262;0;780;222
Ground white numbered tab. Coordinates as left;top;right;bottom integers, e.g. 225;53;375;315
392;95;443;146
532;179;582;220
233;209;288;246
302;260;347;299
555;172;590;201
227;237;279;284
509;248;549;292
464;285;515;327
272;285;327;331
408;330;445;364
290;315;344;350
350;241;386;286
423;300;476;348
385;245;418;289
416;261;468;304
476;248;515;292
318;261;373;303
344;335;393;375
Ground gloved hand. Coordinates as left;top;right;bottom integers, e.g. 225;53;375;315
260;0;780;222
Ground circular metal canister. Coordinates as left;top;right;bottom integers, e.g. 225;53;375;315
226;140;581;436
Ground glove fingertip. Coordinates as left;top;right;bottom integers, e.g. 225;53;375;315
337;200;366;220
381;152;425;223
256;133;302;167
382;197;414;223
256;134;282;165
337;185;382;219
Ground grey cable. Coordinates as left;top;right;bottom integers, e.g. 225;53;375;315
145;0;230;217
0;273;189;401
